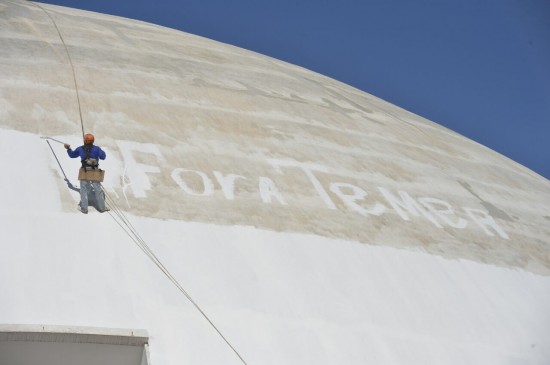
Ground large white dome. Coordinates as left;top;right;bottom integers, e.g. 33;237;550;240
1;1;549;364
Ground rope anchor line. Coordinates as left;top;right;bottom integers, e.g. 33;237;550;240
41;138;249;365
33;1;85;139
34;3;248;362
102;188;249;365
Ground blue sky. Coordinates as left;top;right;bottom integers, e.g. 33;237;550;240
41;0;550;179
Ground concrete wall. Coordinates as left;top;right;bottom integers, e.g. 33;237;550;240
0;325;148;365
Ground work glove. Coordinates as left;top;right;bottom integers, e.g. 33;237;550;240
64;144;70;150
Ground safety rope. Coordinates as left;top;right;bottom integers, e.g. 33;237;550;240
32;1;85;139
41;135;250;365
42;139;249;365
34;3;249;362
101;187;249;365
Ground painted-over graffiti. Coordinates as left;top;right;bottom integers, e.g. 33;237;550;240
113;140;509;240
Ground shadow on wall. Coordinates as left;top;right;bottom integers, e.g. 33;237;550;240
65;179;80;193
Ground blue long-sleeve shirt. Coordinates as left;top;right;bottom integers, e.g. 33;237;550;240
67;145;106;165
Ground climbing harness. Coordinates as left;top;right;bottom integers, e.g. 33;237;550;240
78;144;104;182
82;145;99;170
35;3;249;363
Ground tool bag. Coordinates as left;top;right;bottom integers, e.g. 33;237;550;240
78;167;105;182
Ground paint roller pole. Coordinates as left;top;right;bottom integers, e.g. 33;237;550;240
40;136;69;145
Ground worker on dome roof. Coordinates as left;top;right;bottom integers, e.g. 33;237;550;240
65;133;109;214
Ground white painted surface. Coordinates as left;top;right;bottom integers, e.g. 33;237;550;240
0;128;548;364
0;1;549;364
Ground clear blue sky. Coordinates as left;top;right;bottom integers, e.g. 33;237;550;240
41;0;550;179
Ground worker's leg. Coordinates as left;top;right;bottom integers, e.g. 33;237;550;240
79;180;90;212
92;181;107;212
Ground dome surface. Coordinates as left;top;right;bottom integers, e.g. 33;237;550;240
1;1;549;364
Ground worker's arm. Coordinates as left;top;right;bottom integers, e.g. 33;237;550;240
97;147;106;160
66;146;81;158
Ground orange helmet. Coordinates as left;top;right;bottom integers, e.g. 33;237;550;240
84;133;95;145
